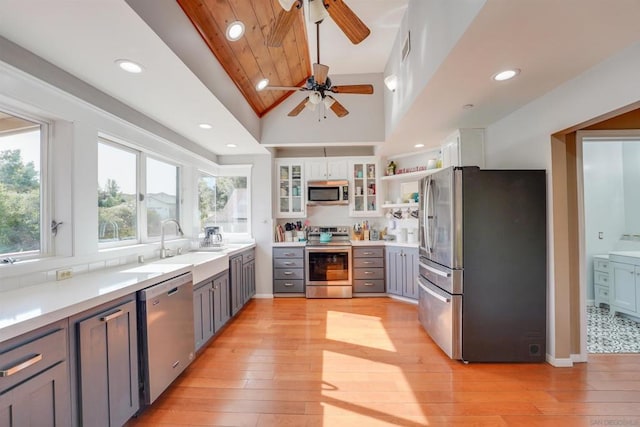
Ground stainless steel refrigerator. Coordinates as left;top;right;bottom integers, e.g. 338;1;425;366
418;166;546;362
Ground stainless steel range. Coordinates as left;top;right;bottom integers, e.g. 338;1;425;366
305;225;352;298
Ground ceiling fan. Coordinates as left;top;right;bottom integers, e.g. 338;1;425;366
267;0;370;47
261;23;374;118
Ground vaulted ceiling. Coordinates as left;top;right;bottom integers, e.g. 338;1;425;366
176;0;311;117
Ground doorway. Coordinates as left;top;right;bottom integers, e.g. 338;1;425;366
578;131;640;354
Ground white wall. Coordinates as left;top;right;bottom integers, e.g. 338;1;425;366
622;142;640;232
582;141;625;300
484;41;640;360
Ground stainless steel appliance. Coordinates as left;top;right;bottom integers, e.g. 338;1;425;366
305;225;352;298
307;180;349;205
418;166;546;362
138;272;195;404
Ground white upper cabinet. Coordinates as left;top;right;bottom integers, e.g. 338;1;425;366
305;159;348;181
275;160;305;218
349;157;381;217
441;128;485;168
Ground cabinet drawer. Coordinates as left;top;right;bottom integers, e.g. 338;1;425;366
353;279;385;293
274;268;304;280
594;258;609;272
0;324;67;393
273;247;304;258
274;279;305;293
594;271;609;287
353;247;384;258
595;284;610;304
353;257;384;268
353;268;384;280
243;248;255;264
274;258;304;269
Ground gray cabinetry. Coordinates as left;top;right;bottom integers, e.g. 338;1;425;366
74;298;138;427
386;246;419;299
0;320;71;427
353;246;385;293
593;256;610;307
273;246;305;293
193;279;215;351
194;270;231;352
230;248;256;316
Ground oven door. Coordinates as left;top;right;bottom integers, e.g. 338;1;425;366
305;246;352;286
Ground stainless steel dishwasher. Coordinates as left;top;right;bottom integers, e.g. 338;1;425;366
138;272;195;405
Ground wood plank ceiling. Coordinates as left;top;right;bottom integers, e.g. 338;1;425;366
177;0;311;117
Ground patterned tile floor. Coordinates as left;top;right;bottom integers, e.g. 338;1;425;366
588;305;640;353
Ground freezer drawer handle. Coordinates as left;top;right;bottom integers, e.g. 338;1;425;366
100;309;124;322
418;279;450;303
419;262;451;278
0;354;43;377
284;283;294;287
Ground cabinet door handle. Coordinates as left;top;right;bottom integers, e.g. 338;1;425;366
100;309;124;322
363;252;373;255
283;262;295;266
364;271;374;275
284;252;295;257
0;354;43;377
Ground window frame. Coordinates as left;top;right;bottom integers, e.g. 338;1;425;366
0;106;51;261
97;137;183;249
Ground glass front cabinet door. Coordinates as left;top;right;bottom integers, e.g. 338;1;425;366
349;158;380;216
276;161;305;218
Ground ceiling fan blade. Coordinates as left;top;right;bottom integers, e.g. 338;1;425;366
313;63;329;86
327;97;349;117
263;85;304;91
322;0;371;44
266;0;302;47
330;84;374;95
288;98;308;116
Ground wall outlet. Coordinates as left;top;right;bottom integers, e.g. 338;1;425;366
56;269;73;281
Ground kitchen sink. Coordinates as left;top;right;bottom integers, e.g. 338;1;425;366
152;251;229;284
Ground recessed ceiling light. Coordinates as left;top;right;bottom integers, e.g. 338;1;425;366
226;143;237;148
493;69;520;81
226;21;245;41
414;143;424;148
256;78;269;91
115;59;143;74
199;123;212;129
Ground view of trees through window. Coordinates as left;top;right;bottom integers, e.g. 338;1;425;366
0;113;41;256
199;174;248;234
98;142;137;243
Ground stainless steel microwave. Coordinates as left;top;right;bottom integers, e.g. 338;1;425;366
307;180;349;205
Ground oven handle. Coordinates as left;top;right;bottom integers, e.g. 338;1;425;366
305;246;352;253
418;277;450;303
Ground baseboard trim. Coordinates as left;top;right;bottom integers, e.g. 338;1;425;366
253;293;274;299
571;353;587;363
546;353;574;367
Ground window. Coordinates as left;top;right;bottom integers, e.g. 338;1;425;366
98;139;181;246
98;142;137;243
146;156;179;238
199;173;248;235
0;110;44;257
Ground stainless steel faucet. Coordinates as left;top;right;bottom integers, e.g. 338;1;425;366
160;219;184;258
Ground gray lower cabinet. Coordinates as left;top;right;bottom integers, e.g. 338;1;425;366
273;246;305;293
385;246;419;299
230;248;256;316
353;246;385;293
194;271;231;352
0;320;71;427
73;298;138;427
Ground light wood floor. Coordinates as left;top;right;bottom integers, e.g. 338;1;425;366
127;298;640;426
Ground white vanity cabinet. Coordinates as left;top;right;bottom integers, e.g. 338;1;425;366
611;261;639;314
593;256;610;307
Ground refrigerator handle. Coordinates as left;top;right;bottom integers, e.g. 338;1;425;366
424;177;433;252
419;261;451;278
418;277;450;303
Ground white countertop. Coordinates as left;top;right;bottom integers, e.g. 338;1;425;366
0;242;255;343
609;251;640;265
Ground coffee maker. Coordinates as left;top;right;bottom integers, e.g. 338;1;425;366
204;226;223;246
